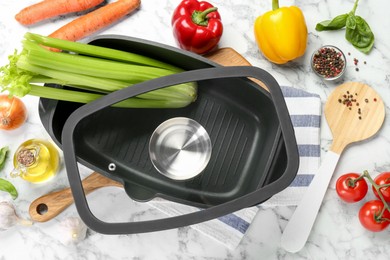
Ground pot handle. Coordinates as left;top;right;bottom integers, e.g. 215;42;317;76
61;66;299;234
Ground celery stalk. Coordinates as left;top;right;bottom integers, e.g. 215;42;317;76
24;33;181;71
29;84;192;108
17;55;194;102
0;33;197;108
17;56;126;92
25;48;175;82
23;44;196;99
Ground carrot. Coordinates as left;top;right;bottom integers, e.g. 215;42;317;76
48;0;141;42
15;0;104;26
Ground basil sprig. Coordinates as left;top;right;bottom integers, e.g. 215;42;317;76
0;146;18;199
315;0;374;54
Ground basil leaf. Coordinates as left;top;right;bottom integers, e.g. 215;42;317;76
354;41;375;54
315;14;348;31
0;178;18;199
345;15;374;53
0;146;9;171
346;13;356;30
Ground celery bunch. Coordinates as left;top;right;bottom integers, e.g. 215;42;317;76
0;33;197;108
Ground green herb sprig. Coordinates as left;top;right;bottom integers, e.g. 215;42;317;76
0;146;18;199
0;146;9;171
0;179;18;200
315;0;374;54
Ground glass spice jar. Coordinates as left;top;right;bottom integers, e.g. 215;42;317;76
10;139;60;183
311;45;346;81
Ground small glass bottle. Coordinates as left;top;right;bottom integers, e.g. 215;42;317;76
11;139;60;183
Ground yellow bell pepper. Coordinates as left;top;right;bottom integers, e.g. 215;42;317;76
254;0;308;64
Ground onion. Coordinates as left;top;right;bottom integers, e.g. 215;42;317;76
0;95;27;130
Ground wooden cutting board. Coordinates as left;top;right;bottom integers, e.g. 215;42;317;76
205;48;269;91
206;47;253;66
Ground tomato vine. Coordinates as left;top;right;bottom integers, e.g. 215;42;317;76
336;170;390;232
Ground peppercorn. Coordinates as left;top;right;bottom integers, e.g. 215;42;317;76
312;47;345;78
338;90;371;120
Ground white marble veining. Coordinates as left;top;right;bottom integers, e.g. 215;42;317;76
1;0;390;259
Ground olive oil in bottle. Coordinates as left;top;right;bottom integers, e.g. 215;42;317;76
11;139;60;183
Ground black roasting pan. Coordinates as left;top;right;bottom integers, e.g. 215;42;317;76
38;35;299;234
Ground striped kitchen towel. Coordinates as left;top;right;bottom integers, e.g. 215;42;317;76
148;86;321;249
262;86;321;206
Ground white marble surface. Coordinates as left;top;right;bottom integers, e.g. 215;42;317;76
1;0;390;259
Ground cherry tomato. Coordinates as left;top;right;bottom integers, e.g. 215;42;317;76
0;94;27;130
336;173;368;203
373;172;390;202
358;200;390;232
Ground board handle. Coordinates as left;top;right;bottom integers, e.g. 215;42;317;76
29;172;122;222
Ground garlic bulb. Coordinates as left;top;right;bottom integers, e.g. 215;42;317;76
59;217;87;245
0;201;32;230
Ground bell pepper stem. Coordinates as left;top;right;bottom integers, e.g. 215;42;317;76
192;7;218;26
272;0;279;10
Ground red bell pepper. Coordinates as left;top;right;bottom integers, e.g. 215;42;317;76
172;0;223;54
